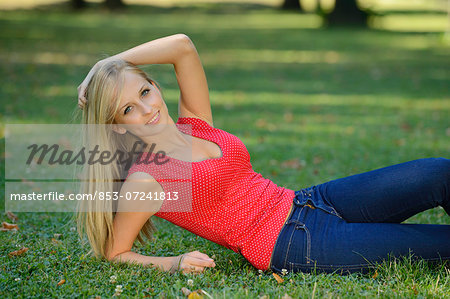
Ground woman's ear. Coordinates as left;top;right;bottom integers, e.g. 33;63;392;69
112;124;127;135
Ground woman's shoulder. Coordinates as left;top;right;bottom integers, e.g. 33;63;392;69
177;116;215;129
119;172;164;213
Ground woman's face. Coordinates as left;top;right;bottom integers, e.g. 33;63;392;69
114;71;173;138
113;71;170;136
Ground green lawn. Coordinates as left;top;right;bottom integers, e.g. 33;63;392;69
1;1;449;298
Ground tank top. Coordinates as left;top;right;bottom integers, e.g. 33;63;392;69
126;117;295;270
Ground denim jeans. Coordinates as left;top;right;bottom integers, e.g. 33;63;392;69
270;158;450;274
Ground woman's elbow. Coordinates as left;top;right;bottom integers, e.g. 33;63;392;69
175;33;196;53
107;250;126;262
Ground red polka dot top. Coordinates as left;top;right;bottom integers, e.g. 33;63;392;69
126;117;296;270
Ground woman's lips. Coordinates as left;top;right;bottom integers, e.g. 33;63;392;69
146;111;160;124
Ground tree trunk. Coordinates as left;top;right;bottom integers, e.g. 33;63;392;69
104;0;125;10
326;0;368;26
282;0;303;11
71;0;86;9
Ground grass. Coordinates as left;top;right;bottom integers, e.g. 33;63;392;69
1;1;449;298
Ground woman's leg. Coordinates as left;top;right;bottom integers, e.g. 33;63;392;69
271;158;450;274
271;205;450;274
317;157;450;223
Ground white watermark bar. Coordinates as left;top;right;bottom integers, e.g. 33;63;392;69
5;124;193;212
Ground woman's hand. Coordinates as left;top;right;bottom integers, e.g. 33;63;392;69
169;251;216;274
77;58;110;109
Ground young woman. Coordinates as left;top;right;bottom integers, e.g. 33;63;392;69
76;34;450;275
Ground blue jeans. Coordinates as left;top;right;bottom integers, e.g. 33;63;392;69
270;158;450;274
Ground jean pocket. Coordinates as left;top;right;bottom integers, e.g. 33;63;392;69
285;221;311;271
295;188;343;219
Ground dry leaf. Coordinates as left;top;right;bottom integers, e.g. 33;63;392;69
412;284;418;295
272;273;284;284
21;178;35;187
57;279;65;286
187;291;203;299
281;158;304;170
283;112;294;123
181;287;191;296
6;211;18;222
255;118;267;128
281;294;293;299
9;247;28;257
313;156;323;165
2;222;19;230
52;238;61;244
372;270;378;279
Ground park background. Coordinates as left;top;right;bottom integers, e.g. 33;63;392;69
1;0;449;297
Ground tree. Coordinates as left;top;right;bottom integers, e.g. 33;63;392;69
282;0;303;12
71;0;125;10
324;0;369;26
104;0;125;10
71;0;86;9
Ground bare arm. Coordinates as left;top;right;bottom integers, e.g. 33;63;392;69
78;34;213;126
107;172;215;274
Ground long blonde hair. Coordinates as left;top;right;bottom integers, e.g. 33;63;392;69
76;59;157;259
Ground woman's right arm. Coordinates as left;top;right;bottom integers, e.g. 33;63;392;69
107;172;216;274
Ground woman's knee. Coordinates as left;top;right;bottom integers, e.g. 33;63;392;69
421;157;450;181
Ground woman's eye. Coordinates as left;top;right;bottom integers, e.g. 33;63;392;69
124;106;132;115
141;89;150;97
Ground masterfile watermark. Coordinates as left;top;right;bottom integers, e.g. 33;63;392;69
5;124;193;212
26;140;170;170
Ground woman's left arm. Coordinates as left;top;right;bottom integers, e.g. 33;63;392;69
78;34;213;126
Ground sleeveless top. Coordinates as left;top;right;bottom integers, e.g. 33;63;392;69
126;117;295;270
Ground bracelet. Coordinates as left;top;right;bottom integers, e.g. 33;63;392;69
177;254;185;271
169;254;185;273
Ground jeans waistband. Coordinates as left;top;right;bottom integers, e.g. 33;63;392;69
294;186;342;218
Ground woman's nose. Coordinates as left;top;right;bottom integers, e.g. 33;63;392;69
141;102;154;115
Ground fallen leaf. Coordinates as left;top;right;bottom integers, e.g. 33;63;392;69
372;270;378;279
313;156;323;165
2;222;19;230
187;291;203;299
281;158;304;170
400;122;412;132
6;211;18;222
281;293;293;299
52;238;61;244
412;284;418;295
21;178;35;187
9;247;28;257
255;118;267;128
57;279;65;286
272;273;284;284
283;112;293;123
